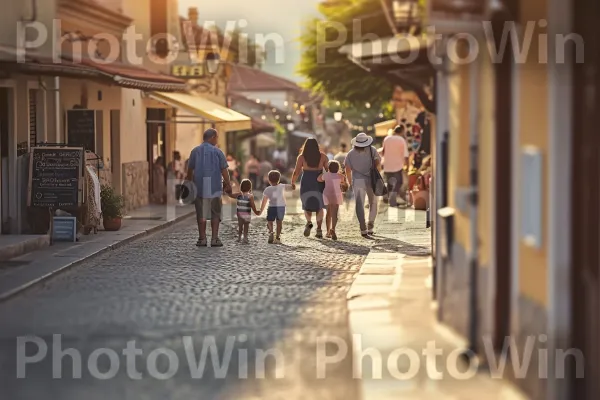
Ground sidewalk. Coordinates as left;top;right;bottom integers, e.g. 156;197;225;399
0;203;195;302
347;214;529;399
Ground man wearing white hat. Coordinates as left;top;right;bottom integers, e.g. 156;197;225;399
344;132;382;237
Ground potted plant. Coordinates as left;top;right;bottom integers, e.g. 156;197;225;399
100;184;125;231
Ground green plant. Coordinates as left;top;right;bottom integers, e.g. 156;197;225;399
100;184;125;219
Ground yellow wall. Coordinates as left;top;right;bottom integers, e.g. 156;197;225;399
448;41;471;252
516;0;549;306
60;79;121;166
478;48;496;268
60;80;147;194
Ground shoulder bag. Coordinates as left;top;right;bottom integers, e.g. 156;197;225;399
369;146;388;197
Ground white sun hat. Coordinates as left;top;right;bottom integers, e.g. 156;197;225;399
351;132;374;147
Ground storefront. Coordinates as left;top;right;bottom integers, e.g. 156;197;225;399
147;91;252;160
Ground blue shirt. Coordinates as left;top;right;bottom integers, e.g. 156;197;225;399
188;142;228;198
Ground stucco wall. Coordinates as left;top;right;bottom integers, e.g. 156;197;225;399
516;0;550;308
60;78;121;169
0;1;58;58
119;89;147;164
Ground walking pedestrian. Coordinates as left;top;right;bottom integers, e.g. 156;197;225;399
318;160;347;240
334;143;348;168
291;137;329;239
186;128;232;247
170;151;185;205
344;132;381;238
381;125;409;207
258;170;296;244
245;154;260;190
258;157;273;189
227;179;260;244
151;156;166;204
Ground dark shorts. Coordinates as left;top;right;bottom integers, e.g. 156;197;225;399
266;206;286;221
195;197;222;221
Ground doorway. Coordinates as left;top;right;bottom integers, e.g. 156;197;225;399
490;2;517;352
110;110;120;189
571;0;600;397
146;108;166;198
0;88;10;234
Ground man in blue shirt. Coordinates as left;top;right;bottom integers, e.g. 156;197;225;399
186;128;232;247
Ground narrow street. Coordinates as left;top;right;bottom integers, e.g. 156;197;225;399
0;199;430;400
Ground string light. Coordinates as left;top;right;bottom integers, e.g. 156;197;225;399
286;115;291;120
378;113;384;118
255;99;260;103
335;101;340;106
275;115;280;119
284;101;288;106
261;115;266;120
365;102;371;108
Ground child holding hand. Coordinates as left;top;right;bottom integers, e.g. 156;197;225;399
227;179;260;244
318;160;347;240
259;170;295;244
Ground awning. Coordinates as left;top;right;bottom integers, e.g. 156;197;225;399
291;131;315;139
148;92;252;131
374;119;396;137
0;48;187;92
339;35;432;61
256;133;277;147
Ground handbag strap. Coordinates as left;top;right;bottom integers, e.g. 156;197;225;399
368;146;376;170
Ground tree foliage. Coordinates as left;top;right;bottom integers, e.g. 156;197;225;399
298;0;394;109
226;29;266;69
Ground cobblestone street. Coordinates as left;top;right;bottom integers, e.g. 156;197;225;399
0;198;431;400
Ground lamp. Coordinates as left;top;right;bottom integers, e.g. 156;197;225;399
205;52;220;75
333;111;342;122
287;122;295;131
392;0;421;32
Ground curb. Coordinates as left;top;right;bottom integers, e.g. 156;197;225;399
0;235;50;262
0;211;196;302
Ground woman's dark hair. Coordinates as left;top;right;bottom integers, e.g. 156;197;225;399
155;156;164;166
301;138;321;168
240;179;252;192
328;160;340;173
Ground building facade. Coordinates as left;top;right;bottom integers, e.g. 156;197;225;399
0;0;186;235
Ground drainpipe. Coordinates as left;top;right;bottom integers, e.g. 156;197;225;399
54;77;61;143
466;54;480;357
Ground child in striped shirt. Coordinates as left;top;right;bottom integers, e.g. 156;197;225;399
228;179;260;244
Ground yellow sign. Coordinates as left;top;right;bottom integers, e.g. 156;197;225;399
171;65;205;78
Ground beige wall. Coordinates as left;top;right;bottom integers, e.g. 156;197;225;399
517;0;549;307
60;79;147;194
0;1;58;58
119;89;147;164
447;45;471;252
478;45;496;269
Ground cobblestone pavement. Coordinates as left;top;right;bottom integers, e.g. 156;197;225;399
0;196;430;400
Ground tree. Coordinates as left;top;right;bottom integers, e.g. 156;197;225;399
226;29;266;69
298;0;394;109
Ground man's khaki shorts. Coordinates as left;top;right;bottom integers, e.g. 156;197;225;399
194;197;222;221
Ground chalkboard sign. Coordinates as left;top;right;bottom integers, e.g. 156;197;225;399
66;109;96;152
28;147;83;208
52;217;77;242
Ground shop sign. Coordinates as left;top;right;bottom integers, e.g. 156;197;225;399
171;64;206;78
